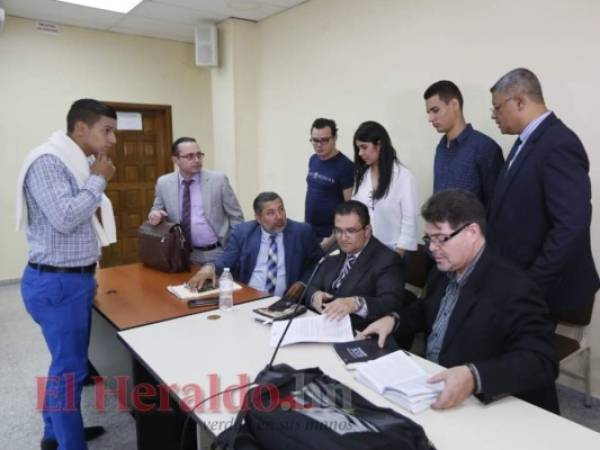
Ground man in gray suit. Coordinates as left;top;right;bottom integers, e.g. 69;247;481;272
148;137;244;264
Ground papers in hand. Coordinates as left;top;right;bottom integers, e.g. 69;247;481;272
269;315;354;347
167;282;242;300
355;350;444;414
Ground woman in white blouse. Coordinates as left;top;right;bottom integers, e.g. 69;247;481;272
352;121;418;256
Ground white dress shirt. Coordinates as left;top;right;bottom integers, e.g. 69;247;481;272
248;228;287;296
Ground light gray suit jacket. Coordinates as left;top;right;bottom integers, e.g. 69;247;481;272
150;170;244;245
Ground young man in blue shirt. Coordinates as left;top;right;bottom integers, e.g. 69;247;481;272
304;118;354;249
424;81;504;211
18;99;117;449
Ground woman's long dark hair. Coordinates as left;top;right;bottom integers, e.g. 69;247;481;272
353;121;399;200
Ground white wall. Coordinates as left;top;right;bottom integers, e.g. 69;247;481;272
0;16;213;280
249;0;600;393
211;19;260;218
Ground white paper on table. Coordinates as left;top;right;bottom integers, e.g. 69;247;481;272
167;282;242;300
269;315;354;347
354;350;445;413
356;350;444;394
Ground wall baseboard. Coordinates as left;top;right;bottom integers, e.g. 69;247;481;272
0;278;20;286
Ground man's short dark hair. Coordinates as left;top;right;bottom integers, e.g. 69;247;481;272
334;200;370;228
172;137;197;156
67;99;116;133
311;118;338;137
253;192;282;214
423;80;464;109
421;189;486;235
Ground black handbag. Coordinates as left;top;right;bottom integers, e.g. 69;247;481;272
138;221;190;273
214;365;436;450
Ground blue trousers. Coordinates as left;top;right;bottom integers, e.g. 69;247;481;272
22;265;96;450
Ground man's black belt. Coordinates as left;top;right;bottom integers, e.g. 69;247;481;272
193;242;221;251
28;262;96;274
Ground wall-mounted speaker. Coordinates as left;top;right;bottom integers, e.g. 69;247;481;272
195;24;218;67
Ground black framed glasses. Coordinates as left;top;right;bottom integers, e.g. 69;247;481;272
423;223;471;247
310;137;332;145
178;152;205;161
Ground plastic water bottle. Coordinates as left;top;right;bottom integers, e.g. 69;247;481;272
219;268;234;312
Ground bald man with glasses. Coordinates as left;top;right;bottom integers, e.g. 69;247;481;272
148;136;244;265
361;189;559;413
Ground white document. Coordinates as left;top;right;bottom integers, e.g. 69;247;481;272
269;315;354;347
355;350;444;414
116;111;143;130
167;282;242;300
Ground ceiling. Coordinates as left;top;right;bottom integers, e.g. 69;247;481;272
0;0;306;42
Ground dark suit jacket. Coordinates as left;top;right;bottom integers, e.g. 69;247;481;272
399;248;558;412
215;219;324;288
487;113;599;314
304;237;404;329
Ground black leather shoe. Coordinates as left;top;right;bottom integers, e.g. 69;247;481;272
40;439;58;450
84;426;106;441
40;426;106;448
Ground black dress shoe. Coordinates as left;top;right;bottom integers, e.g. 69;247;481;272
84;426;106;441
40;439;58;450
40;426;106;448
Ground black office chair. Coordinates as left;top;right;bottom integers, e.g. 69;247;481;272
404;244;430;290
398;245;431;351
553;300;595;407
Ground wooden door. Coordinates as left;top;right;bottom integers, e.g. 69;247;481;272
101;102;173;268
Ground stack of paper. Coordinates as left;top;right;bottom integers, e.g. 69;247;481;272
355;350;444;413
167;282;242;300
269;315;354;347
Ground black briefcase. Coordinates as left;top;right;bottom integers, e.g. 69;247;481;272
214;366;436;450
138;221;190;273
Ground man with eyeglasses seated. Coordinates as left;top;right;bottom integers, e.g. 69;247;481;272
148;137;244;265
305;118;354;251
303;200;404;330
361;189;559;413
187;192;324;300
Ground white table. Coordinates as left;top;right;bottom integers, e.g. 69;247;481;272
119;298;600;449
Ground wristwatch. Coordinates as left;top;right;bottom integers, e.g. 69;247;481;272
353;296;366;311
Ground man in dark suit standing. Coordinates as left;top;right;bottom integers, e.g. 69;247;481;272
188;192;323;298
362;190;558;412
304;200;404;329
487;68;599;320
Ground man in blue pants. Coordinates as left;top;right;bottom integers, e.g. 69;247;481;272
17;99;118;450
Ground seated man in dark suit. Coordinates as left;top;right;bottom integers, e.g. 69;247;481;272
188;192;323;298
304;200;404;329
361;190;559;413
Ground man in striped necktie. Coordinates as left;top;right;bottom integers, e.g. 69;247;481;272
304;201;405;329
187;192;324;299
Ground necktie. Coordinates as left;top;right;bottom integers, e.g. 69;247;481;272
181;179;193;249
265;234;278;295
505;137;522;173
331;255;357;291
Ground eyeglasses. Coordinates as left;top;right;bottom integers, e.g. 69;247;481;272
490;97;514;114
178;152;205;161
310;137;332;145
422;223;470;247
334;226;365;238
